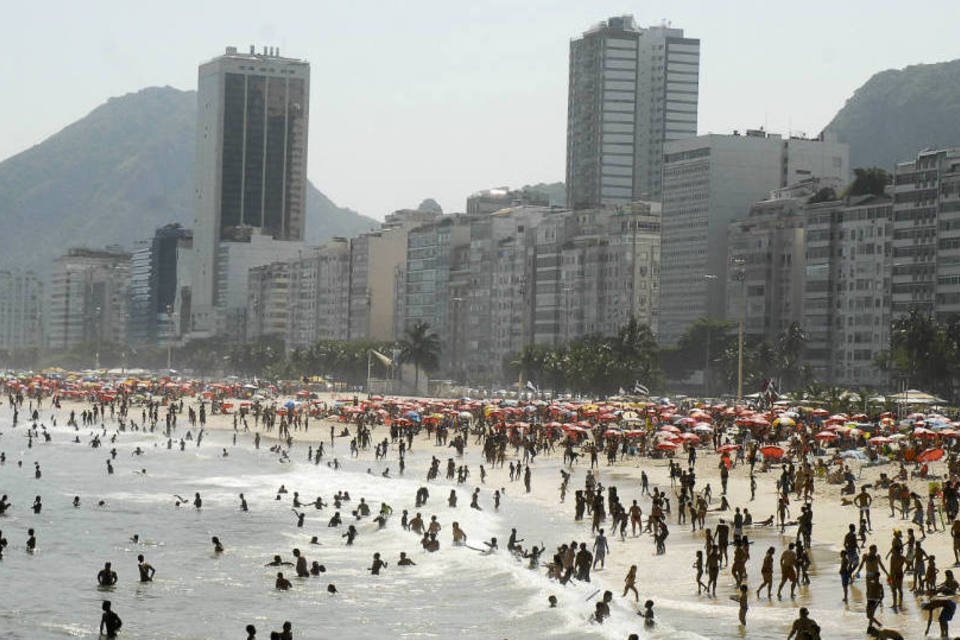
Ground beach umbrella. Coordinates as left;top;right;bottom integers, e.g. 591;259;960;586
868;436;892;445
693;423;713;433
918;448;945;463
814;431;838;441
678;433;701;444
773;416;796;428
913;427;936;438
656;441;679;451
760;445;785;459
716;443;741;453
659;424;681;434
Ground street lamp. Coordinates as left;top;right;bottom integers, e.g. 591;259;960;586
450;297;463;381
94;305;102;370
703;274;719;396
165;304;174;370
730;258;746;401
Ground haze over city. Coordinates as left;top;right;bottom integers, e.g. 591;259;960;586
4;0;960;218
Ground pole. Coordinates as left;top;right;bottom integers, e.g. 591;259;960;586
366;350;372;393
737;318;744;402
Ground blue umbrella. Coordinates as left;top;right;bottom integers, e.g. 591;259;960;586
284;400;296;410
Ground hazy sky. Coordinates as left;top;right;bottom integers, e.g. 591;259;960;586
4;1;960;219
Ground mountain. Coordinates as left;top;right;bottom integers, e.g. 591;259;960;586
824;59;960;171
0;86;377;271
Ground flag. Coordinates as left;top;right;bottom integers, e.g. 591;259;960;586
370;350;393;367
633;381;649;395
525;380;539;393
618;387;626;396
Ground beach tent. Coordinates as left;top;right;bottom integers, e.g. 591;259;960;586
888;390;946;405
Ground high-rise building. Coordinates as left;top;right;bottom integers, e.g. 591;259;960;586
725;181;828;345
247;261;292;341
285;239;352;346
891;148;960;319
46;248;131;352
804;194;893;387
0;270;43;352
566;16;699;208
127;224;194;347
192;45;310;334
659;130;849;345
539;203;661;345
127;241;154;346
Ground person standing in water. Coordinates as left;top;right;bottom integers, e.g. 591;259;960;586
97;562;118;586
369;552;387;575
623;565;639;601
99;600;122;637
137;555;155;582
730;584;748;626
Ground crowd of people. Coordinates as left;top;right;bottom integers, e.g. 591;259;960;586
6;379;960;638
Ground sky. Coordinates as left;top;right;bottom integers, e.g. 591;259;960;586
3;0;960;220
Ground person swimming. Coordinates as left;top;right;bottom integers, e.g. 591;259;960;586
275;572;292;590
265;555;293;567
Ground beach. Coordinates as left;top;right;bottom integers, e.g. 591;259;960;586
0;393;954;638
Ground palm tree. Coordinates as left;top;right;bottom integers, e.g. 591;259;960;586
776;322;807;392
400;321;441;392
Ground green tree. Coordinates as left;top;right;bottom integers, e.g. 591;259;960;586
506;344;550;388
807;186;837;204
888;308;952;398
400;321;441;391
660;318;735;393
846;167;891;197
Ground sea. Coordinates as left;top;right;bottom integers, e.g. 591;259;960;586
0;414;928;639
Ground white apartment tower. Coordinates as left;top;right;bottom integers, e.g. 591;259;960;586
566;16;699;208
659;130;849;345
191;46;310;334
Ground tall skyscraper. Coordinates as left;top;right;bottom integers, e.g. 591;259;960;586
566;16;700;208
191;45;310;334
